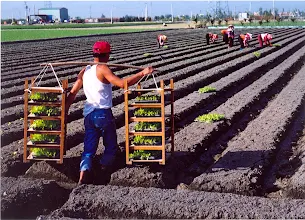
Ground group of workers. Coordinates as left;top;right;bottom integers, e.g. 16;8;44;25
66;26;274;185
159;27;273;49
206;24;273;49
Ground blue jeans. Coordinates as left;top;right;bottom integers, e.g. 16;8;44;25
80;108;117;171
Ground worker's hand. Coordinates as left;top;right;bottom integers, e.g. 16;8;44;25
142;66;154;76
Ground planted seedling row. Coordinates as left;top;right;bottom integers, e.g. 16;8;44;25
189;57;305;196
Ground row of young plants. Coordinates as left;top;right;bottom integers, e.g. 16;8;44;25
28;92;61;158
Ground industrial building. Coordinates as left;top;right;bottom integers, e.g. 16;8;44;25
37;7;69;22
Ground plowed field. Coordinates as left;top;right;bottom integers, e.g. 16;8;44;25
1;28;305;219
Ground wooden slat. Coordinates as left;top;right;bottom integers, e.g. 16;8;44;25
129;117;162;122
27;129;62;134
129;131;163;136
170;78;175;153
129;101;171;108
27;154;60;162
160;80;166;165
124;79;131;165
28;101;62;106
59;79;68;164
30;87;64;93
24;79;29;163
129;103;162;108
28;114;61;120
27;141;60;148
129;145;163;150
129;159;163;163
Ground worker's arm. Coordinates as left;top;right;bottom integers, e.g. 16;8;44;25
98;65;154;89
66;67;85;113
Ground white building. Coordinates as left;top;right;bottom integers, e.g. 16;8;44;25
38;8;69;22
238;12;249;21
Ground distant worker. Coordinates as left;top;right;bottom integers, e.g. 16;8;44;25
258;33;273;47
157;34;168;48
206;33;218;45
220;29;228;44
238;33;253;49
227;24;235;48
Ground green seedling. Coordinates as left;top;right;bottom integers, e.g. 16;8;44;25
195;113;225;123
30;134;58;143
132;136;162;145
30;120;60;130
163;45;169;49
129;150;151;160
135;94;160;102
134;122;161;131
30;92;59;102
30;148;57;158
253;51;261;58
198;86;217;93
30;106;60;116
273;44;281;47
134;108;161;117
143;53;152;57
129;150;161;160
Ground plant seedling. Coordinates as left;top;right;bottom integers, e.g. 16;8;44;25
132;136;162;145
129;150;151;160
253;51;261;58
30;134;58;143
195;113;225;123
30;106;60;116
30;120;60;130
30;148;57;158
135;94;161;102
129;150;161;160
273;44;281;47
143;53;153;57
198;86;216;93
163;45;169;49
134;108;161;117
30;92;59;102
134;122;161;131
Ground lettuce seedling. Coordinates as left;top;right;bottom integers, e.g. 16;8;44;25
253;51;261;58
30;134;58;143
198;86;217;93
31;148;57;158
195;113;225;123
30;92;59;102
135;95;161;102
132;136;162;145
30;120;60;130
134;108;161;117
30;106;60;116
134;122;161;131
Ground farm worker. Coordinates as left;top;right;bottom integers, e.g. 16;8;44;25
206;33;218;45
227;24;235;48
65;41;154;185
157;34;167;48
238;33;253;49
258;33;273;47
220;29;228;44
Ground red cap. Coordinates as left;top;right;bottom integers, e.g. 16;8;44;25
93;41;111;54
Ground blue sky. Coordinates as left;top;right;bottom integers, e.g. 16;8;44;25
1;0;305;19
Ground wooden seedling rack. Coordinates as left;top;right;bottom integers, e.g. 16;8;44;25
23;65;68;164
124;79;174;165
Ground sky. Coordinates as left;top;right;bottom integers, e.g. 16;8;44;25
1;0;305;19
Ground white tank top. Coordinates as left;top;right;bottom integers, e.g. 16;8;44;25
83;65;113;117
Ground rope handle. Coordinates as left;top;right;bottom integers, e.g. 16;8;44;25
28;63;63;93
